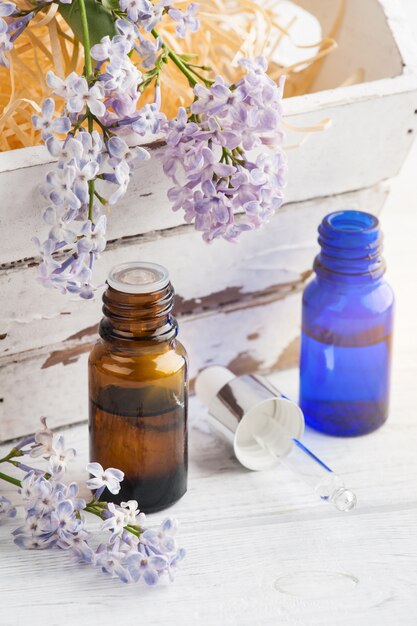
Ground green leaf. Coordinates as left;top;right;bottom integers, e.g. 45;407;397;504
59;0;117;48
101;0;120;10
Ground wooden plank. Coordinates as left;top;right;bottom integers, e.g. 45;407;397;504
0;143;179;267
2;0;417;267
0;86;415;267
1;364;417;626
0;186;388;360
1;170;417;615
300;0;404;86
0;290;304;441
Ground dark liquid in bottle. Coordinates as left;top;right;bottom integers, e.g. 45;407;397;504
300;328;392;437
89;382;188;512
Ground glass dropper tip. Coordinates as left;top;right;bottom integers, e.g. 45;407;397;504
253;433;357;513
332;487;357;512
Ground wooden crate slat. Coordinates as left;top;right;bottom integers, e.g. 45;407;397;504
1;92;415;265
0;290;303;441
0;186;388;360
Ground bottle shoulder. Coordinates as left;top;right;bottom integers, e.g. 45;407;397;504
303;276;395;312
89;337;188;381
302;275;394;342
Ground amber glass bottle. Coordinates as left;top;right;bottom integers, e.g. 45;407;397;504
88;262;188;512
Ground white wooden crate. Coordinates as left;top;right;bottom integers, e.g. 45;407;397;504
0;0;416;440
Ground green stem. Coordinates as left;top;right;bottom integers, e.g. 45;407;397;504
69;113;88;136
78;0;95;221
91;115;111;136
0;473;142;538
84;504;142;538
151;28;198;88
84;504;104;518
78;0;92;78
186;64;213;85
94;190;107;205
0;471;21;488
0;449;23;464
88;178;95;221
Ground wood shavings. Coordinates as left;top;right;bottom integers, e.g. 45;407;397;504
0;1;83;151
0;0;347;151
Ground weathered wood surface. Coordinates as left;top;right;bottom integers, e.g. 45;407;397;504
0;185;388;359
0;3;417;622
0;150;416;626
0;186;388;441
1;0;417;442
2;376;417;626
0;0;416;266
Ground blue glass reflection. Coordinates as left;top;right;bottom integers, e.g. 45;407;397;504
299;211;395;437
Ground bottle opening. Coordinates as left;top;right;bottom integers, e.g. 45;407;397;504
315;210;385;281
107;262;170;294
326;210;379;233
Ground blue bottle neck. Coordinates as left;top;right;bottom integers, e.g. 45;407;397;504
314;210;385;284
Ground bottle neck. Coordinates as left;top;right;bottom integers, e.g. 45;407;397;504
314;210;385;284
99;283;178;342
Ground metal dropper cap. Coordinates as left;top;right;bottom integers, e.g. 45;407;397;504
195;366;357;512
195;366;304;470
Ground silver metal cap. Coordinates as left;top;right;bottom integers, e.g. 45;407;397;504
195;366;305;471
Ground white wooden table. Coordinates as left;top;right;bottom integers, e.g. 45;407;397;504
1;138;417;625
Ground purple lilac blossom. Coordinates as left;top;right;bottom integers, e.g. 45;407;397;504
0;1;16;16
0;1;16;67
67;77;106;118
77;216;107;254
8;11;33;43
91;28;143;124
46;71;79;99
2;419;185;585
0;496;17;522
162;56;287;242
48;434;76;478
30;8;164;297
168;3;199;38
107;135;150;168
86;462;124;497
127;544;168;585
29;416;54;457
136;33;161;69
131;101;165;136
115;17;139;45
0;19;12;67
119;0;153;24
120;0;171;31
32;98;71;141
121;500;146;526
102;502;130;539
35;70;128;297
33;11;285;297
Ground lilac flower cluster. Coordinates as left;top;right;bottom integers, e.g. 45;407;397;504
118;0;199;36
2;0;286;295
30;1;199;297
0;418;185;586
0;2;16;67
168;3;199;38
163;57;287;242
32;18;164;298
0;2;76;67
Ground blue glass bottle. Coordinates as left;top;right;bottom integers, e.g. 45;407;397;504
299;210;394;437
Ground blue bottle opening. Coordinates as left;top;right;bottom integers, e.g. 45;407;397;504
299;210;394;437
326;210;379;232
